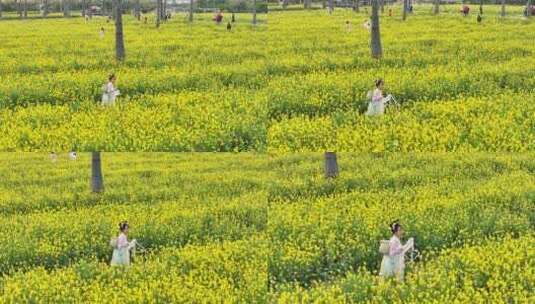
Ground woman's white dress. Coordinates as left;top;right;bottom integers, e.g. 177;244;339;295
101;82;119;106
110;233;134;266
366;88;385;116
379;235;413;281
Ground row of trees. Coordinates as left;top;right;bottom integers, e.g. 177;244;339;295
367;0;534;58
0;0;266;19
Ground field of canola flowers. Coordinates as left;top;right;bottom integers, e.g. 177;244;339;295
0;13;268;151
0;153;269;302
268;153;535;302
267;6;535;152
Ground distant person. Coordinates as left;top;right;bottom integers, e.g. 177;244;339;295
99;27;105;39
213;10;223;24
409;4;413;13
227;22;232;31
345;20;352;32
49;151;57;162
110;221;137;266
477;13;482;23
388;8;393;17
232;13;236;23
366;78;393;116
69;151;77;160
461;5;470;16
101;74;120;106
363;20;371;31
144;16;148;24
379;221;414;282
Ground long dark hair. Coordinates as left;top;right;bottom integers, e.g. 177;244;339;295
108;74;116;82
390;220;401;234
375;78;384;88
119;221;129;232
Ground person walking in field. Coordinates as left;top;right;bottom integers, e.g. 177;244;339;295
99;27;105;39
379;220;414;282
110;221;137;266
366;79;393;116
101;74;120;106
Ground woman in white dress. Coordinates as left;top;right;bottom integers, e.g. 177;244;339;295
110;221;136;266
101;74;120;106
379;221;414;281
366;78;392;116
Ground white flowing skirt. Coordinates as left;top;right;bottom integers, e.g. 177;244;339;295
379;254;404;281
110;247;130;266
366;100;385;116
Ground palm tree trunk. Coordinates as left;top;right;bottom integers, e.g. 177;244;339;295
252;0;257;25
42;0;48;17
135;0;140;20
114;0;125;61
188;0;193;22
370;0;382;59
156;0;161;27
91;152;104;193
402;0;407;20
501;0;505;17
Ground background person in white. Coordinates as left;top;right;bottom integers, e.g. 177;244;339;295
379;221;414;281
102;74;120;106
110;221;137;266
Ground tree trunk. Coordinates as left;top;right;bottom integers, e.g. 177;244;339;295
114;0;125;61
501;0;505;17
324;152;339;179
82;0;86;17
370;0;382;59
380;0;384;13
479;0;483;14
526;0;532;17
252;0;257;25
304;0;310;9
402;0;407;20
163;0;167;21
17;0;22;18
64;0;71;17
353;0;359;12
0;0;2;18
188;0;193;22
42;0;48;17
328;0;333;14
135;0;140;20
23;0;27;18
433;0;439;15
156;0;161;27
91;152;104;193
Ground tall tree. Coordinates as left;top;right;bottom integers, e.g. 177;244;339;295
134;0;141;20
403;0;407;21
23;0;27;18
42;0;48;17
433;0;439;15
82;0;86;17
64;0;71;17
526;0;532;17
188;0;193;22
17;0;22;18
91;152;104;193
114;0;125;61
252;0;257;25
501;0;505;17
380;0;384;14
0;0;2;18
156;0;161;27
328;0;333;14
353;0;359;12
304;0;310;9
370;0;382;59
